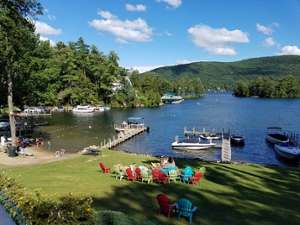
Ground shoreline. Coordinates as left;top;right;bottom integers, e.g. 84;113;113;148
0;146;79;167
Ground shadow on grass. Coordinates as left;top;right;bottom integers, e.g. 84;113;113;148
92;162;300;225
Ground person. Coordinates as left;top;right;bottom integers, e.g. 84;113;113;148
47;141;52;150
168;157;176;166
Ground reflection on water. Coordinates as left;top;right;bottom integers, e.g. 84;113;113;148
38;94;300;167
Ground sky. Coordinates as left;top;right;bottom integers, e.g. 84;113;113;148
36;0;300;72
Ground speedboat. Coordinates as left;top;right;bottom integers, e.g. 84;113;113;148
274;144;300;161
172;137;216;150
266;127;289;145
72;105;95;113
199;132;221;140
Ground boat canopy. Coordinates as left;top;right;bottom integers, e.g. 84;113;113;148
127;117;144;124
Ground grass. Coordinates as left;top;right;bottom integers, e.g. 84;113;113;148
2;150;300;225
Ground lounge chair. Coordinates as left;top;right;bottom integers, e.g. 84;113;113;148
135;167;142;181
141;170;152;184
168;170;179;183
176;198;197;224
189;171;202;185
152;168;160;183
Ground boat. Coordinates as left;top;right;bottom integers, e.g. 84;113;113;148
199;132;221;140
230;135;245;146
0;120;9;131
161;93;184;104
266;127;289;145
172;137;216;150
72;105;95;113
274;144;300;161
115;117;146;132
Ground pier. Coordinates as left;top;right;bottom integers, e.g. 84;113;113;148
99;124;148;149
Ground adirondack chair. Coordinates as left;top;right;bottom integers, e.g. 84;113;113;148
141;170;152;183
152;168;160;183
176;198;197;224
156;194;176;217
113;165;124;180
99;163;110;173
199;167;206;176
158;172;169;184
126;168;137;181
181;166;193;183
168;170;179;183
189;171;202;185
135;167;142;180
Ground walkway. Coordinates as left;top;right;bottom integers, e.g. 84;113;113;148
0;204;16;225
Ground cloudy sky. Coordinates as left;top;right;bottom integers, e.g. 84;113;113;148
36;0;300;72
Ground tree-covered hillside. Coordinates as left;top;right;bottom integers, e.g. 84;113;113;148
143;55;300;89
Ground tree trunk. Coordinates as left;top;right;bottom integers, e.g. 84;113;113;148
7;71;17;146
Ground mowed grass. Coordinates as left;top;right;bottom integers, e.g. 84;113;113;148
3;150;300;225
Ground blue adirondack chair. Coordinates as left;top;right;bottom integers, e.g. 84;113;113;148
181;166;193;183
176;198;197;224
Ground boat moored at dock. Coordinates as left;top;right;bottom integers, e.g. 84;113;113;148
172;136;217;150
266;127;289;145
72;105;95;113
274;144;300;162
161;93;184;104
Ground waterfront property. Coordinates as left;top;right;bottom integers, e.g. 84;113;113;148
2;150;300;225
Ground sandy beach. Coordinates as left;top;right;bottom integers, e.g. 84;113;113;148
0;146;78;167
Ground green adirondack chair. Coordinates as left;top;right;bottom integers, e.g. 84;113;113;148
141;170;152;183
168;170;179;183
113;165;124;180
199;167;206;176
176;198;198;224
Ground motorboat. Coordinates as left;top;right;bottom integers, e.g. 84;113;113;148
161;94;184;104
230;135;245;146
199;132;221;140
266;127;289;145
274;144;300;161
114;117;146;132
172;137;216;150
72;105;95;113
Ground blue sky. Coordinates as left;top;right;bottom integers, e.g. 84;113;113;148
36;0;300;72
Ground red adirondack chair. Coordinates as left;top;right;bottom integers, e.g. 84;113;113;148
152;168;160;183
189;171;203;185
158;172;169;184
156;194;176;217
126;168;137;181
99;163;110;173
135;167;142;180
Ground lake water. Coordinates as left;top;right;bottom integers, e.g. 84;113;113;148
38;94;300;167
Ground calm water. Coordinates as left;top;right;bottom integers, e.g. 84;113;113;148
38;94;300;166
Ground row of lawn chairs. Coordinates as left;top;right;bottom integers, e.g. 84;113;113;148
99;162;206;185
157;194;197;224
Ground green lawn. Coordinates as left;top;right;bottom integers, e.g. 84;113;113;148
3;150;300;225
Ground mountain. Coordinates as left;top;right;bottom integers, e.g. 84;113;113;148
142;55;300;89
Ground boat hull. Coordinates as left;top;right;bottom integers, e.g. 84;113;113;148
172;141;216;150
266;134;289;145
274;144;300;161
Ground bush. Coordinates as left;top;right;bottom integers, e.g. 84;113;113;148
0;173;96;225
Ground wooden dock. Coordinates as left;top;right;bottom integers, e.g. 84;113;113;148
99;124;147;149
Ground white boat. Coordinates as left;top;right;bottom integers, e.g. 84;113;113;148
161;94;184;104
172;137;216;150
72;105;95;113
199;133;221;140
266;127;289;144
274;144;300;161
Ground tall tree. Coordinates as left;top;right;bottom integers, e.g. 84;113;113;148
0;0;42;146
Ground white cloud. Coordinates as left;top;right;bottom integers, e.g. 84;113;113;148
176;59;196;65
188;24;249;56
126;4;146;12
89;10;153;43
157;0;182;8
264;37;276;47
256;23;273;35
34;21;62;36
39;36;56;47
279;45;300;55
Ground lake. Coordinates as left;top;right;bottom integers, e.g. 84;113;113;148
38;93;300;167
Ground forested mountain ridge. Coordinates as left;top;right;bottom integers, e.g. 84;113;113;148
143;55;300;89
